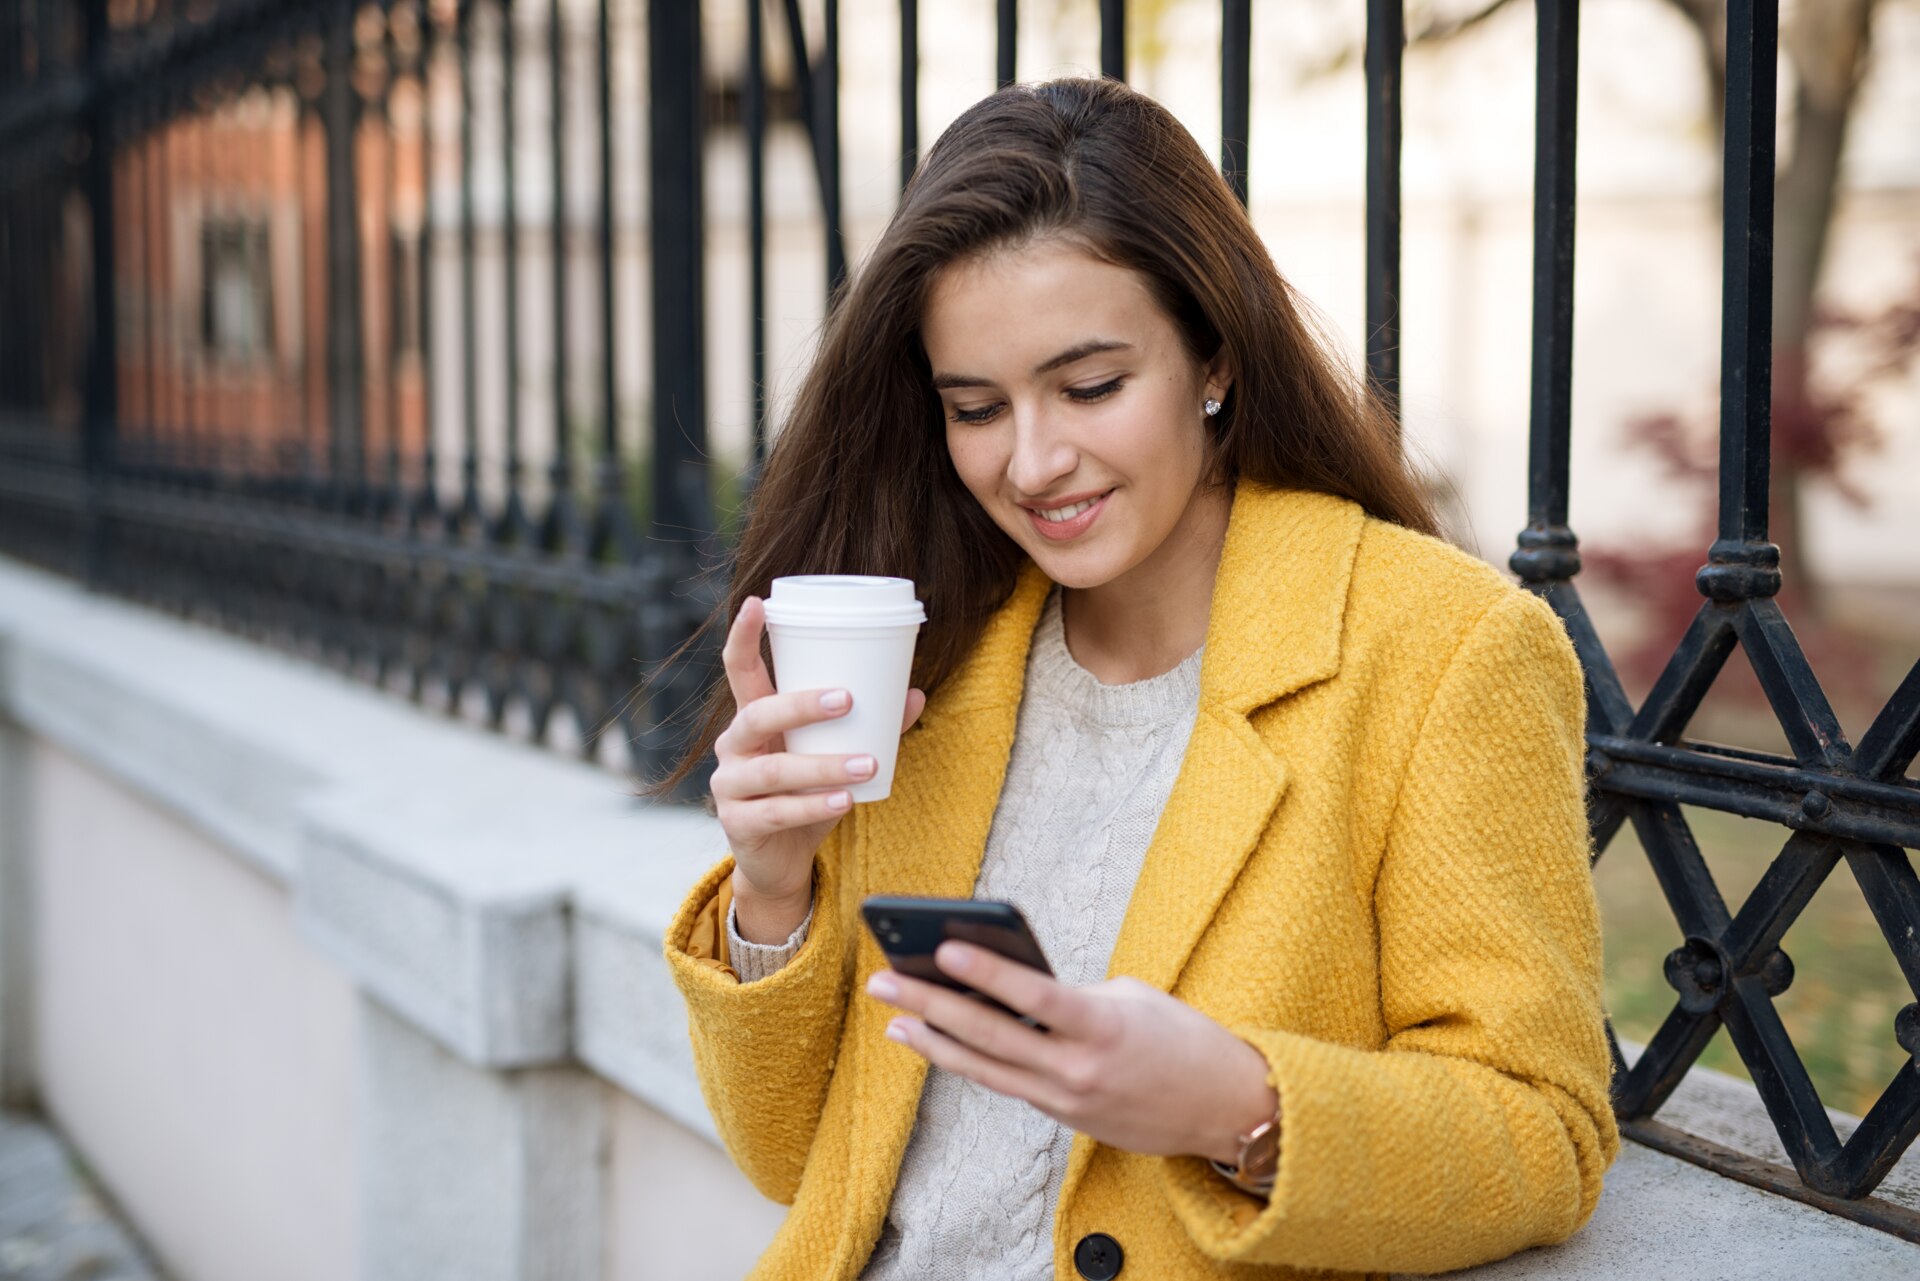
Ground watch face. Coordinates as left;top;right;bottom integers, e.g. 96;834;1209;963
1243;1121;1280;1180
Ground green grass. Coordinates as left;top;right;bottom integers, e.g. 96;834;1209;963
1594;803;1917;1117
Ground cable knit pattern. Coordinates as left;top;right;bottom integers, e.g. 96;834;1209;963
728;899;816;983
861;585;1202;1281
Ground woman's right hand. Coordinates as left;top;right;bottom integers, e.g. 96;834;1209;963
712;595;926;942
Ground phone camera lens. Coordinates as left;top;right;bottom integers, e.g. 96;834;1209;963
886;932;903;945
876;918;893;932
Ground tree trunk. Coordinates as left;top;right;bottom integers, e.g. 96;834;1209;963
1769;0;1875;619
1665;0;1878;620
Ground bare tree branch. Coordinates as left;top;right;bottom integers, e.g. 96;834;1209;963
1408;0;1523;45
1296;0;1523;82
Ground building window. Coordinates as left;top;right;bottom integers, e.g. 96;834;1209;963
200;217;274;365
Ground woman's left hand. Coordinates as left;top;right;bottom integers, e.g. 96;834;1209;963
866;941;1277;1165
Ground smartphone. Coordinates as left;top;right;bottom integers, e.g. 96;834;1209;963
861;896;1054;1030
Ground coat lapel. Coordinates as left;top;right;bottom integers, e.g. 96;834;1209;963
857;561;1054;899
1103;481;1367;994
1100;707;1288;992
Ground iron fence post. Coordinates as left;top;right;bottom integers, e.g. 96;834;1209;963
324;0;366;509
647;0;710;549
641;0;716;790
80;0;115;588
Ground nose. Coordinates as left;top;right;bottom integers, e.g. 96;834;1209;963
1004;399;1078;499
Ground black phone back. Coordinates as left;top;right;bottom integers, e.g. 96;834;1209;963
861;896;1053;1003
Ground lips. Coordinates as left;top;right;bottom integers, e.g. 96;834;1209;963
1025;489;1113;542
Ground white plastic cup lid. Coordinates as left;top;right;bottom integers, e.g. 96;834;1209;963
763;575;927;627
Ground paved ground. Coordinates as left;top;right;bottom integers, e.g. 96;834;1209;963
0;1110;162;1281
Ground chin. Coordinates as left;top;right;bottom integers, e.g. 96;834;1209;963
987;501;1134;589
1023;545;1128;591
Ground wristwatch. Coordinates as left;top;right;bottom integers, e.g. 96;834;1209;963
1208;1112;1280;1197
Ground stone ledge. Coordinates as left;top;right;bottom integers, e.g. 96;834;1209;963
1623;1040;1920;1218
0;583;324;886
568;806;725;1142
1435;1139;1918;1280
0;555;666;1069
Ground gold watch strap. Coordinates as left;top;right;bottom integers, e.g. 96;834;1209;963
1207;1156;1275;1197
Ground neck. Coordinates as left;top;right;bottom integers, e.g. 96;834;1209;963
1060;480;1233;684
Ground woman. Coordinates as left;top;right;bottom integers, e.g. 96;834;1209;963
653;77;1617;1280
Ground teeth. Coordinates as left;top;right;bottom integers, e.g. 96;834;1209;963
1038;494;1104;522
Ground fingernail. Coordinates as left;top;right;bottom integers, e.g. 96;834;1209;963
848;755;876;778
821;689;849;711
867;973;899;1001
885;1020;910;1045
937;942;971;975
827;791;851;811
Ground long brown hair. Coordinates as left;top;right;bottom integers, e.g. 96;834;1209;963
644;76;1437;799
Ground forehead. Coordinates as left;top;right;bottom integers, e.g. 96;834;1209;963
922;241;1166;374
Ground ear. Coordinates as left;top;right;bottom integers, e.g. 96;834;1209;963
1204;345;1235;406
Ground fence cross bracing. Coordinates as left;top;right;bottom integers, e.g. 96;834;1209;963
0;0;1915;1237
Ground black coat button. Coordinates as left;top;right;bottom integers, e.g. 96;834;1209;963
1074;1232;1124;1280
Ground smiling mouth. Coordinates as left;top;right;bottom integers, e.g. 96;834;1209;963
1034;493;1105;522
1024;489;1114;541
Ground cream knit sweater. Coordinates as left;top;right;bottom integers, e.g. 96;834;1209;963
728;584;1203;1279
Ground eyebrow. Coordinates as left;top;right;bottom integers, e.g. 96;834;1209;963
930;339;1134;391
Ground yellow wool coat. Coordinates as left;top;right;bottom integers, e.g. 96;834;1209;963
664;479;1619;1280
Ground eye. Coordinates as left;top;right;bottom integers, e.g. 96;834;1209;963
1067;376;1125;403
949;401;1003;425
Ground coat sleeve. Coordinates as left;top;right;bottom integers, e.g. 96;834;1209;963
663;811;860;1205
1158;589;1620;1273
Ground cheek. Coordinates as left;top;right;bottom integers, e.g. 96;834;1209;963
1113;393;1204;479
1150;385;1209;467
944;432;1001;510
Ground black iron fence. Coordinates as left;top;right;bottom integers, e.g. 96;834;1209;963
0;0;1916;1238
1;0;737;778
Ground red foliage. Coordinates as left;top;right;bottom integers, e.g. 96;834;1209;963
1582;260;1920;718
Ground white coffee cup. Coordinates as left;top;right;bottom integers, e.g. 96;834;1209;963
763;575;927;803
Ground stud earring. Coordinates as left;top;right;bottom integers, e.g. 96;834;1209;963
1204;399;1222;417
